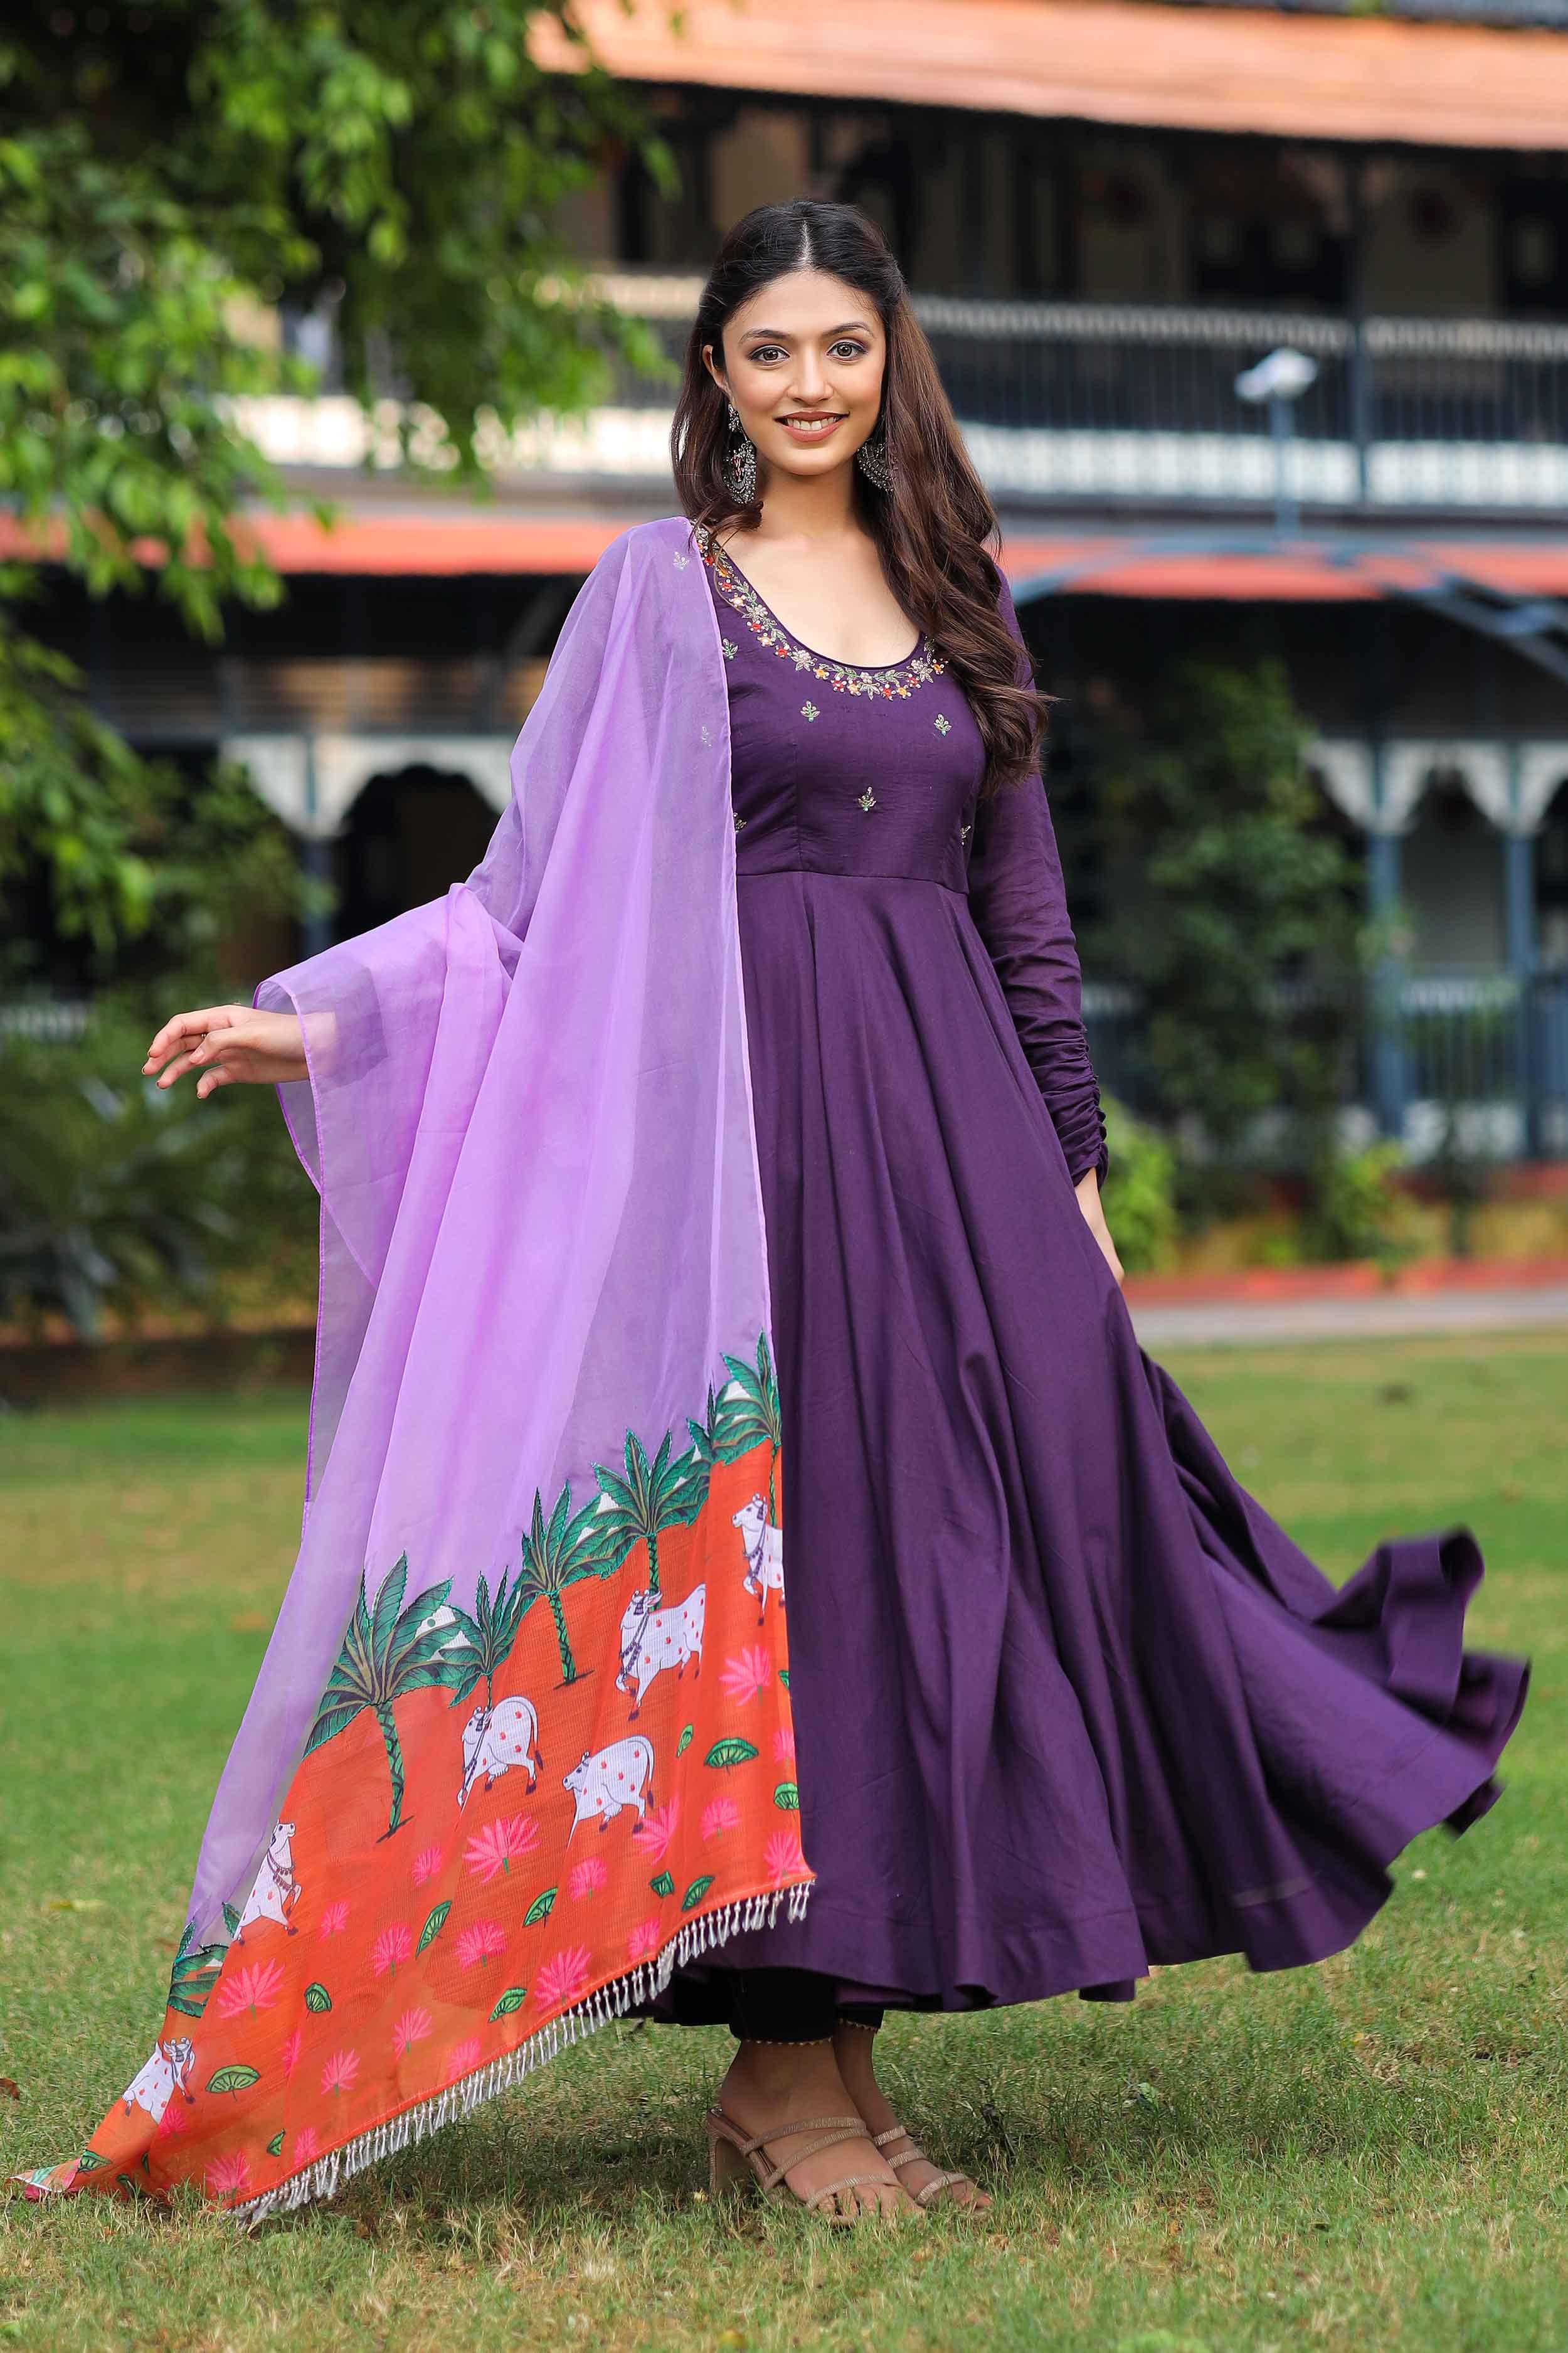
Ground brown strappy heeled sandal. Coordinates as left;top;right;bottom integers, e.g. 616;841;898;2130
871;2120;985;2210
704;2106;917;2224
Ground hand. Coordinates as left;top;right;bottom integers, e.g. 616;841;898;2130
1074;1167;1125;1286
143;1005;309;1099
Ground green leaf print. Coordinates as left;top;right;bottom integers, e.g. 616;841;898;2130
778;1667;789;1689
590;1425;709;1598
773;1781;800;1811
704;1737;758;1771
77;2149;107;2171
265;2131;285;2157
676;1723;694;1756
522;1886;558;1927
221;1902;241;1938
303;1982;332;2013
680;1874;715;1911
416;1901;451;1954
649;1870;675;1898
489;1986;528;2021
206;2064;260;2097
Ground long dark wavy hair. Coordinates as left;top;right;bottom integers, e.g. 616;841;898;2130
670;200;1049;797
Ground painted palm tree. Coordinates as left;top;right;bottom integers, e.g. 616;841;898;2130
516;1479;613;1685
591;1427;709;1599
443;1564;528;1713
686;1383;729;1474
715;1332;782;1523
305;1555;460;1838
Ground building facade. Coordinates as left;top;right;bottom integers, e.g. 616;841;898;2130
46;0;1568;1156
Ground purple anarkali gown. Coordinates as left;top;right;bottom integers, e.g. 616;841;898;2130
667;533;1525;2019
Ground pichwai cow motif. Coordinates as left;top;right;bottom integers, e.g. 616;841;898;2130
121;2037;197;2124
732;1495;784;1622
563;1736;655;1835
457;1696;541;1809
235;1819;302;1939
616;1584;704;1716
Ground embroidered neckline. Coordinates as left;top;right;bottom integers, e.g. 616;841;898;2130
697;526;945;702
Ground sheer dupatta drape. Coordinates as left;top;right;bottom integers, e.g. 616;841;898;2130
24;519;807;2222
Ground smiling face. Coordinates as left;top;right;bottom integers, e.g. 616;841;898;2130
705;266;886;487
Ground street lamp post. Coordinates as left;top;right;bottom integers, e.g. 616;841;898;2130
1234;347;1320;536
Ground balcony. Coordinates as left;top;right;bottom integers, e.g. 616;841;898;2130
235;279;1568;516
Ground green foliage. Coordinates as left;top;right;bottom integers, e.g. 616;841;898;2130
1304;1140;1409;1265
1094;660;1362;1177
0;6;664;972
442;1566;529;1713
0;994;308;1336
1099;1095;1179;1275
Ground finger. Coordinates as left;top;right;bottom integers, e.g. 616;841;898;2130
195;1064;237;1100
144;1007;236;1071
153;1049;207;1090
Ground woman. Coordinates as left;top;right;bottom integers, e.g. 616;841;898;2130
31;203;1523;2231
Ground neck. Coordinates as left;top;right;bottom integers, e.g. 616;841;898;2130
752;459;860;544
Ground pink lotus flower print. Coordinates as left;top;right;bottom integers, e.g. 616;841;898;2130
444;2036;483;2085
392;2006;433;2056
216;1958;286;2021
464;1814;539;1884
293;2125;320;2166
568;1856;608;1901
371;1923;413;1979
627;1916;661;1964
156;2099;187;2140
318;1901;349;1940
720;1645;772;1706
701;1796;741;1842
764;1830;805;1888
455;1920;507;1970
534;1943;593;2012
773;1726;796;1766
411;1844;444;1888
631;1795;679;1863
206;2151;252;2200
320;2048;360;2097
280;2027;304;2081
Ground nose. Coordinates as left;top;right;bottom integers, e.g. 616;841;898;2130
789;352;831;406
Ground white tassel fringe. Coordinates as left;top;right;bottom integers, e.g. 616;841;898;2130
231;1879;813;2228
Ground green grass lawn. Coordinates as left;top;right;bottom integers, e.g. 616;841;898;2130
2;1333;1565;2353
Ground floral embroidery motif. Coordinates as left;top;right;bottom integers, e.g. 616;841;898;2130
858;787;877;814
960;822;973;845
697;525;945;702
671;552;690;570
721;639;738;661
934;714;952;736
700;724;713;747
801;702;820;723
733;811;748;832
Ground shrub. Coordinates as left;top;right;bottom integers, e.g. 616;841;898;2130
1099;1095;1180;1275
0;994;313;1336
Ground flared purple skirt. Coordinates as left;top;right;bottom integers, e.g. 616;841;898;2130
662;866;1525;2015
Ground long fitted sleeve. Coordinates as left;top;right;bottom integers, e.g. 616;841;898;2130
965;580;1108;1186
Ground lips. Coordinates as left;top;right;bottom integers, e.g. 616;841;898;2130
776;414;846;440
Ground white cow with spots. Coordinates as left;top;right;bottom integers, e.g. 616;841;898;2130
563;1734;655;1835
457;1694;541;1809
616;1583;704;1717
235;1818;300;1940
122;2036;197;2124
733;1495;785;1622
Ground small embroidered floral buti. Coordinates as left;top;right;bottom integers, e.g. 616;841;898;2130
933;714;953;736
698;526;945;703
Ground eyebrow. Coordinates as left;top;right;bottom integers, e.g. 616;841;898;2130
738;320;875;342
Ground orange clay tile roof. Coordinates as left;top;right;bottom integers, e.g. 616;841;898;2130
530;0;1568;151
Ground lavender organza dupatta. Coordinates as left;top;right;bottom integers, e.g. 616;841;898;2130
27;518;807;2221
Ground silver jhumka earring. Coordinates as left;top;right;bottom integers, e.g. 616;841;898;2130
856;430;894;491
726;401;758;503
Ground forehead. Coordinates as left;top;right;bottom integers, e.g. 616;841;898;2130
726;267;881;342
